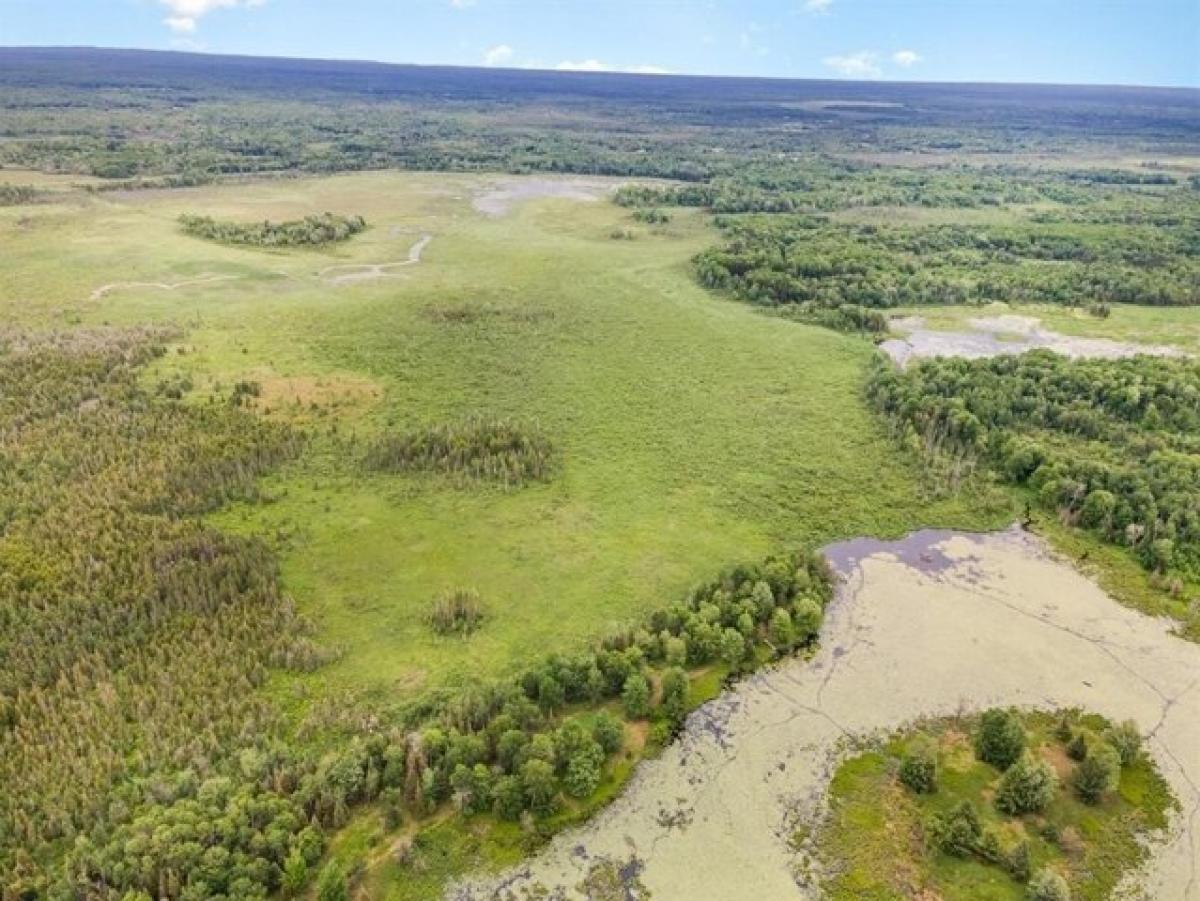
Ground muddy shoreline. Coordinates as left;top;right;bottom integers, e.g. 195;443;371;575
880;314;1187;367
451;527;1200;900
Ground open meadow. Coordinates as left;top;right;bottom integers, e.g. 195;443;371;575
1;169;1011;707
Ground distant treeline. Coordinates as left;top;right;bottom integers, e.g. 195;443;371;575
179;212;366;247
868;351;1200;600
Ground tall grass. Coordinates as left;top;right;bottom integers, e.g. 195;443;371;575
363;415;554;486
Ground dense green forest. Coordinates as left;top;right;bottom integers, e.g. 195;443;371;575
868;352;1200;626
179;213;366;247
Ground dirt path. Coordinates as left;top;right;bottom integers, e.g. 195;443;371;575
89;234;434;298
451;527;1200;900
881;314;1186;367
316;234;432;285
88;273;240;301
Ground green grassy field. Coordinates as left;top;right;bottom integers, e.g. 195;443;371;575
2;171;1017;712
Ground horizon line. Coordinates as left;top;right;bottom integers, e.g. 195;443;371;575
2;44;1197;93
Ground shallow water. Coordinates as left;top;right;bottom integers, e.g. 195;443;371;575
880;314;1186;367
450;527;1200;900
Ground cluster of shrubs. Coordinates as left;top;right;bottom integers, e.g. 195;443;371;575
900;709;1146;900
178;212;366;247
0;183;39;205
868;352;1200;584
427;587;487;636
631;208;670;225
363;415;555;487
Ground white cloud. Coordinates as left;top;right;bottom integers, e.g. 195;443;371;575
804;0;833;13
159;0;261;33
483;44;514;66
450;0;476;7
822;51;881;78
554;60;669;74
892;49;922;67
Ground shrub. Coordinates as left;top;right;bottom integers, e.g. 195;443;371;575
1066;732;1088;761
1006;840;1032;881
427;588;487;636
898;740;938;794
592;711;625;755
315;862;349;901
492;775;524;820
1073;745;1119;804
928;800;983;857
621;672;651;719
995;752;1057;815
975;709;1026;770
1027;868;1071;900
563;741;605;798
1104;720;1142;766
659;667;689;727
520;759;558;814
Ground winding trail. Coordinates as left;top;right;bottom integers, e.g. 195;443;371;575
451;527;1200;900
88;274;240;301
316;234;433;284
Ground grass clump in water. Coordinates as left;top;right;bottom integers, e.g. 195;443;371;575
363;415;553;486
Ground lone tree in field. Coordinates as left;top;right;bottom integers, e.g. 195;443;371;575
975;709;1026;770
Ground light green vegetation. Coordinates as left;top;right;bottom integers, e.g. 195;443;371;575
819;711;1174;901
0;171;1013;717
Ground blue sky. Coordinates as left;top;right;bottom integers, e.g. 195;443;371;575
1;0;1197;87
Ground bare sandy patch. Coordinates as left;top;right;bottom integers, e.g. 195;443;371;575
881;314;1187;367
471;177;617;218
451;527;1200;900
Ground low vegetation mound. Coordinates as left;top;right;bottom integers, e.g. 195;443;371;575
0;183;39;205
868;351;1200;633
817;709;1174;900
178;211;366;247
363;415;554;486
428;587;487;637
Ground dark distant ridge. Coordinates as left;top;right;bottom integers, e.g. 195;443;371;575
1;46;1195;107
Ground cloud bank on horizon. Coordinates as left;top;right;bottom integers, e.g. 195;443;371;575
4;0;1193;87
